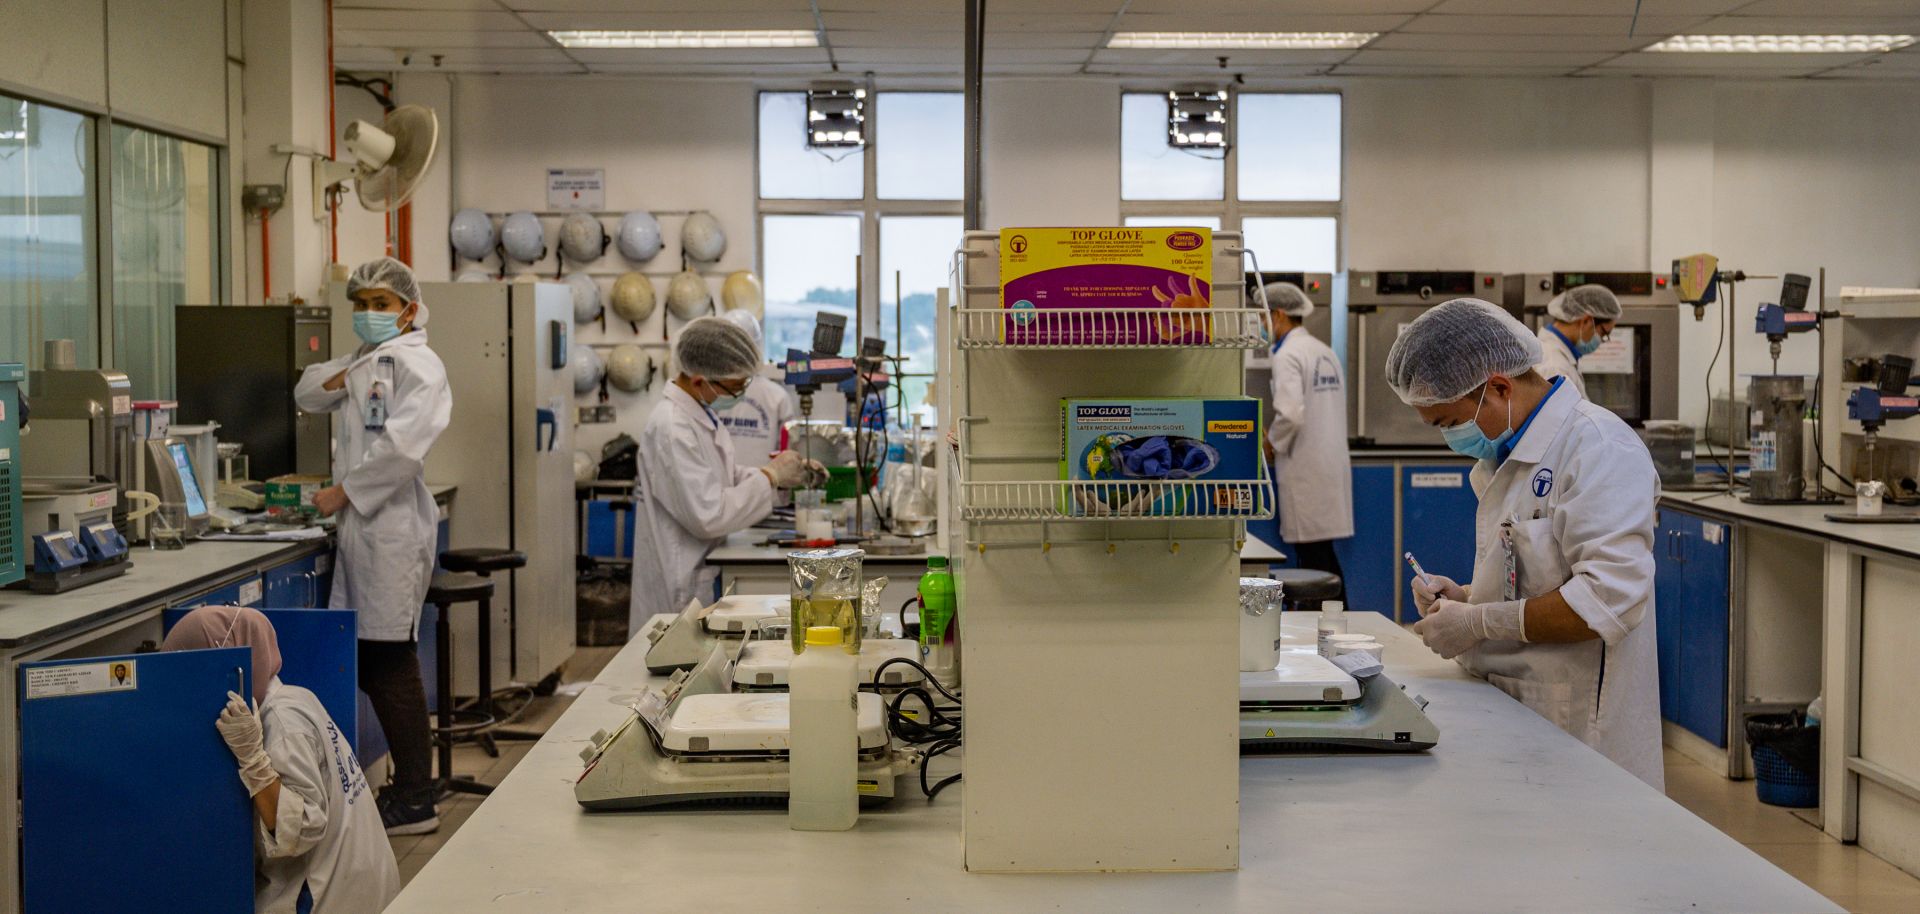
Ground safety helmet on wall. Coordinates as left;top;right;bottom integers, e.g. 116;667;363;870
449;208;495;261
720;270;764;319
500;211;546;263
566;272;602;323
718;308;763;350
454;268;494;283
559;213;608;263
571;343;605;394
666;269;712;320
572;449;597;483
607;344;656;393
680;212;726;262
617;211;663;262
609;272;657;323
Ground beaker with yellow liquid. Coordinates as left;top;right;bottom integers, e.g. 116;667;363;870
787;547;865;654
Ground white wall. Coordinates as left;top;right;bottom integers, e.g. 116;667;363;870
983;79;1120;229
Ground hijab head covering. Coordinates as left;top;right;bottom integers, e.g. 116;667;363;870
162;605;283;704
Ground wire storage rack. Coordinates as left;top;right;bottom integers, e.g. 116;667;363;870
953;306;1270;350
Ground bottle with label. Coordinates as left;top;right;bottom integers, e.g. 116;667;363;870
789;625;858;831
1317;600;1348;658
917;556;956;672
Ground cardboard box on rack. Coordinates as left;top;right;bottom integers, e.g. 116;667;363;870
1059;397;1262;517
999;227;1214;345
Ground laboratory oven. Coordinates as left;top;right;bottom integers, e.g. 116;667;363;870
1346;270;1503;447
1503;271;1680;426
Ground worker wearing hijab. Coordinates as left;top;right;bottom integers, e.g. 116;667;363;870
293;256;451;834
164;606;400;913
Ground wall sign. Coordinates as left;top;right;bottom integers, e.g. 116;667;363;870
547;168;605;210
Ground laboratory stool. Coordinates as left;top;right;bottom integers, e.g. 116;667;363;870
426;571;500;798
436;548;533;751
1269;568;1343;613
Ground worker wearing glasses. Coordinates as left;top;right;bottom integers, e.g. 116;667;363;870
1534;283;1623;401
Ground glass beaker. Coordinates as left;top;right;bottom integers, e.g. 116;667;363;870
151;504;188;551
793;488;834;543
788;548;865;654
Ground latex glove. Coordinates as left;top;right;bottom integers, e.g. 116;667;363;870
1411;573;1469;618
1412;599;1528;660
762;451;824;489
216;691;277;797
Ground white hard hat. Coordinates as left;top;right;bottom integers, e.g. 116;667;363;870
609;272;656;323
572;449;597;483
500;211;546;264
571;343;605;394
666;269;712;320
681;212;727;262
454;268;494;283
559;213;607;263
449;208;496;262
721;270;764;319
617;211;663;262
566;272;602;323
719;308;763;353
607;344;656;393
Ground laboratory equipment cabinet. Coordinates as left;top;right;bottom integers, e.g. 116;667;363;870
947;230;1271;872
1654;505;1732;748
175;305;333;480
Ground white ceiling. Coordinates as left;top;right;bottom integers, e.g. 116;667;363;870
332;0;1920;79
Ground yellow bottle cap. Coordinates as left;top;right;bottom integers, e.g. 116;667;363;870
804;626;843;647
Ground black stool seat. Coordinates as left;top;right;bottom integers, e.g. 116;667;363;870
439;548;527;575
427;572;495;604
1270;568;1343;603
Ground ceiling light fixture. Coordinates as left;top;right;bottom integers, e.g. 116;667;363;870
1108;32;1376;50
1168;90;1229;149
806;88;866;149
1645;34;1914;53
547;30;820;49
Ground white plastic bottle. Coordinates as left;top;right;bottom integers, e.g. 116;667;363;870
1317;600;1348;658
789;625;858;831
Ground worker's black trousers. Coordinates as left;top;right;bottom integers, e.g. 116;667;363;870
359;638;434;803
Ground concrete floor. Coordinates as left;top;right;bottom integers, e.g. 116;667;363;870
386;653;1920;913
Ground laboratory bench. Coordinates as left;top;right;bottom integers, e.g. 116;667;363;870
385;610;1837;914
1652;489;1920;879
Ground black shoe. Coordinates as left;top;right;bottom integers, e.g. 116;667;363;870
379;790;439;836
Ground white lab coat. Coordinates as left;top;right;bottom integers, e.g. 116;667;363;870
294;331;452;641
717;376;798;470
628;384;775;631
1535;324;1588;400
1461;381;1664;789
1267;328;1354;543
254;678;400;914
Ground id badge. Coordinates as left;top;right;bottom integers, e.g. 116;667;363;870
1500;519;1518;602
364;356;394;431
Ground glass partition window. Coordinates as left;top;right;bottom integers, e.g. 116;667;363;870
111;125;218;399
1237;94;1342;202
879;215;961;420
0;95;96;375
760;214;861;362
876;93;962;200
1242;217;1337;273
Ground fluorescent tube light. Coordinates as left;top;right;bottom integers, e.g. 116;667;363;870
1645;34;1914;53
1109;32;1376;50
548;30;819;49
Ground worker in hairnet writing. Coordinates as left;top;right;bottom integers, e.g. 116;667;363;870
1385;298;1663;789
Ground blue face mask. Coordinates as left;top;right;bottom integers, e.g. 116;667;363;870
1441;384;1513;461
353;310;403;345
704;380;745;412
1573;327;1604;358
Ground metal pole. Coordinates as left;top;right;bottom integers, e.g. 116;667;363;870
963;0;985;230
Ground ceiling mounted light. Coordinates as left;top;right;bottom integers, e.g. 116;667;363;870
806;88;865;149
547;30;819;49
1168;90;1228;149
1645;34;1914;53
1109;32;1376;50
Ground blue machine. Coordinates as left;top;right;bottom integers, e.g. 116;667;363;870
1;363;21;587
1848;387;1920;428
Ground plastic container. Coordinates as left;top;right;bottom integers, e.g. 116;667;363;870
1332;639;1385;662
1238;578;1285;672
788;548;864;654
789;625;858;831
793;489;834;544
1640;421;1697;488
1317;600;1347;657
917;557;956;662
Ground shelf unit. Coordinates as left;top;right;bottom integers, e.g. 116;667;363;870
944;230;1265;873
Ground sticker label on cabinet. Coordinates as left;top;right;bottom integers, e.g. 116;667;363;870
25;660;139;699
239;580;263;605
1409;472;1464;488
1702;522;1724;545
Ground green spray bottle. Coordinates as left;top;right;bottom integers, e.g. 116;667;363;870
916;556;956;675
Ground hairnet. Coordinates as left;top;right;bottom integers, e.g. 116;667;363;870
1547;284;1624;323
163;605;283;705
1262;281;1314;319
348;256;429;327
1384;298;1543;407
675;316;760;379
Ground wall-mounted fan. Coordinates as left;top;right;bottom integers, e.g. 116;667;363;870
311;104;439;213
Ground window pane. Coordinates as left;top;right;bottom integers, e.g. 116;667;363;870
1124;215;1221;229
877;93;962;200
1120;93;1223;201
761;214;861;362
758;92;863;200
1241;217;1337;274
0;95;96;374
112;126;218;399
1237;94;1341;202
880;215;961;424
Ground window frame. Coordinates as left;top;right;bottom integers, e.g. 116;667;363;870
1118;90;1344;272
755;89;961;418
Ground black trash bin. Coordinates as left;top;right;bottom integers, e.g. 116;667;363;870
1745;711;1819;808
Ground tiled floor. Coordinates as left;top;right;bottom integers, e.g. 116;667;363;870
388;645;621;886
1663;748;1920;914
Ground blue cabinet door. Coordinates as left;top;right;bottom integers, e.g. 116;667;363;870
1399;464;1479;625
1677;514;1731;748
163;606;358;752
180;573;265;611
1335;463;1396;617
21;647;254;913
1653;509;1683;727
263;553;322;608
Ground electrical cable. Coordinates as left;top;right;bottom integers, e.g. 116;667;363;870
1699;289;1740;487
920;738;963;800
